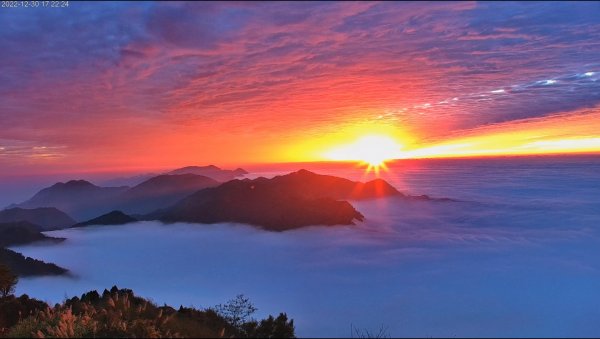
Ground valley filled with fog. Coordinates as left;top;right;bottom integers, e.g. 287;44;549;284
9;156;600;337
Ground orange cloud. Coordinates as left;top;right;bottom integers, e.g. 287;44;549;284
402;108;600;158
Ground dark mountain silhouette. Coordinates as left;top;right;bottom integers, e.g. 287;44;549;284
233;167;249;175
0;221;68;277
258;169;403;200
147;170;407;230
117;174;220;214
12;169;425;232
0;207;75;231
14;173;224;221
0;247;67;276
0;221;65;247
15;180;129;221
167;165;248;182
72;211;137;228
99;165;248;188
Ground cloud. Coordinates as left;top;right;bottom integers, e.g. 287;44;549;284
10;187;600;337
2;2;600;171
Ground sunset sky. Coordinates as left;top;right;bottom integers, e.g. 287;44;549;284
2;2;600;175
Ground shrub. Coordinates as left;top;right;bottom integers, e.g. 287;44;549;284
3;287;296;338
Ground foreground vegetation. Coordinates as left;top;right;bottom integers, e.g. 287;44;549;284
0;265;294;338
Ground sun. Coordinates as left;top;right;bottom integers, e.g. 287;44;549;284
324;135;404;170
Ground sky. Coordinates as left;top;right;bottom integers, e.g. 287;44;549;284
2;1;600;175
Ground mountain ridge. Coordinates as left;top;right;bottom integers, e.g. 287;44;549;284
0;207;75;231
72;211;137;228
167;165;248;182
0;247;68;276
0;221;65;247
148;169;404;230
12;165;248;221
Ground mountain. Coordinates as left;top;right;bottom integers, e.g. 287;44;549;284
12;169;405;231
0;207;75;231
99;165;248;188
0;247;67;276
147;170;404;231
117;174;220;214
233;167;249;175
15;180;129;221
14;173;224;220
0;221;65;247
99;173;158;187
167;165;248;182
258;169;403;200
72;211;137;228
0;221;68;277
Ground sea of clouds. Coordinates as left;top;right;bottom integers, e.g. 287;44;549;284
9;156;600;337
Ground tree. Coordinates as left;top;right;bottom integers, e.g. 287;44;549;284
0;264;18;298
214;294;257;330
350;323;390;338
244;313;295;338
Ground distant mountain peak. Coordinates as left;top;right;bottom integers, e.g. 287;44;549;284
73;210;137;228
0;207;76;231
56;180;98;188
148;170;407;230
293;169;314;176
175;165;220;171
15;180;130;221
118;173;220;214
142;173;216;183
166;165;248;182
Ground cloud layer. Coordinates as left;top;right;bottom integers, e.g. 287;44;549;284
2;2;600;173
12;158;600;336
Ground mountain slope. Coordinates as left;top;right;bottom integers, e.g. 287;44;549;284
72;211;137;228
262;169;402;200
14;174;223;220
15;180;129;221
117;174;219;214
0;221;65;247
148;170;404;230
167;165;247;182
99;173;158;187
0;248;67;276
0;207;75;231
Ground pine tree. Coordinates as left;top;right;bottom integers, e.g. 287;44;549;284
0;265;18;298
